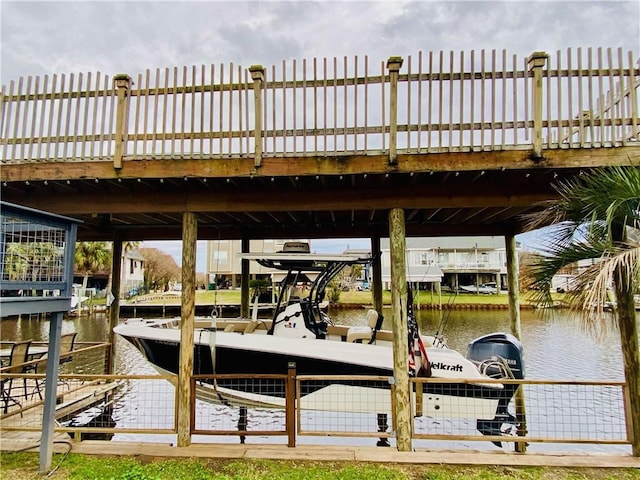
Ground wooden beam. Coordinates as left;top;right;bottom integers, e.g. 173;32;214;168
2;146;637;182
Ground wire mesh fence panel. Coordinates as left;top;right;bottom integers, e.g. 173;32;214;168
411;379;629;445
192;375;288;437
297;376;394;437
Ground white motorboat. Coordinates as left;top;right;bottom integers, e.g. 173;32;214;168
114;243;524;443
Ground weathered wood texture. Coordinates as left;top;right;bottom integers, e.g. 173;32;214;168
1;48;637;163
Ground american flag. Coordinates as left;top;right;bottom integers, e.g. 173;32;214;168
407;286;431;377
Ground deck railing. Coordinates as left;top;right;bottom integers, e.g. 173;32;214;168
1;48;638;167
0;370;632;452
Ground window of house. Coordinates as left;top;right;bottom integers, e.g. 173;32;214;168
130;259;134;274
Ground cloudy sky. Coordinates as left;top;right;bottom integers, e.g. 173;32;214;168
2;1;638;270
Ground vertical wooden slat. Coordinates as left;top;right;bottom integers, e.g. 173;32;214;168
628;51;638;141
37;76;48;159
406;55;411;149
20;76;32;160
469;50;475;149
62;74;74;159
1;82;14;161
181;66;188;156
556;51;563;147
500;50;506;148
161;68;169;157
364;55;369;152
292;59;297;155
337;57;345;151
607;48;615;144
343;56;347;152
271;65;276;154
448;51;453;151
511;55;517;145
354;55;358;152
190;65;196;156
244;68;250;155
238;65;243;155
302;58;307;155
459;51;464;149
80;73;91;159
381;60;386;152
170;66;177;156
587;48;595;146
12;77;24;161
200;65;206;157
438;51;443;149
617;48;627;146
143;70;150;157
107;74;116;158
282;60;287;155
323;58;327;155
427;51;433;151
152;68;160;156
228;63;234;155
54;75;65;160
545;54;551;145
417;52;423;152
567;48;574;147
313;57;318;153
218;63;224;158
209;64;214;156
249;65;265;167
577;48;585;147
71;73;83;159
98;74;108;158
490;50;496;148
480;50;486;150
28;76;39;160
131;74;140;158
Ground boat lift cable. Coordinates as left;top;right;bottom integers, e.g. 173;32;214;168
197;328;230;407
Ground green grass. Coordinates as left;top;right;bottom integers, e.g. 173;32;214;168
129;289;551;307
1;452;638;480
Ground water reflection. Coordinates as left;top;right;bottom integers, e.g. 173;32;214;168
0;307;633;453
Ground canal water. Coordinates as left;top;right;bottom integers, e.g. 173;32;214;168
0;307;633;453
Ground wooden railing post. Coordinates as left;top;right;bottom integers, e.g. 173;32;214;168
113;74;132;170
388;207;412;451
249;65;265;168
528;52;548;159
386;57;403;165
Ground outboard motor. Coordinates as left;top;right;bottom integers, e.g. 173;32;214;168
467;332;525;447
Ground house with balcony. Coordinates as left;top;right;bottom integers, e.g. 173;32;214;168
380;236;511;293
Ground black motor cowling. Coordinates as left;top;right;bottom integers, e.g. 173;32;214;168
467;332;524;379
468;333;525;446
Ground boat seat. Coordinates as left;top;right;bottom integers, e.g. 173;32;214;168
346;325;372;343
243;320;260;334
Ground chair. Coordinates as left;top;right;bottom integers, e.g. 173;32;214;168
58;333;77;390
29;354;48;401
1;340;32;414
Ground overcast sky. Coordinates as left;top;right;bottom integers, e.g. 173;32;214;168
2;1;638;270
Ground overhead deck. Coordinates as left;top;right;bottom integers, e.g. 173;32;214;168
0;48;638;241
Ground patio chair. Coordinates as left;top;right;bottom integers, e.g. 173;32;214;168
1;340;32;414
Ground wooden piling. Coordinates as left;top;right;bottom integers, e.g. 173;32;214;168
388;207;411;451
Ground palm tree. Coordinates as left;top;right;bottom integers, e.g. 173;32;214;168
74;241;112;290
525;166;639;455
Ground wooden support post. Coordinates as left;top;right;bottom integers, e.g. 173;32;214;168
113;74;132;170
528;52;548;159
286;362;297;447
177;212;197;447
506;233;527;453
240;237;250;318
249;65;265;168
388;207;412;451
371;236;383;315
107;238;123;374
386;57;403;165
